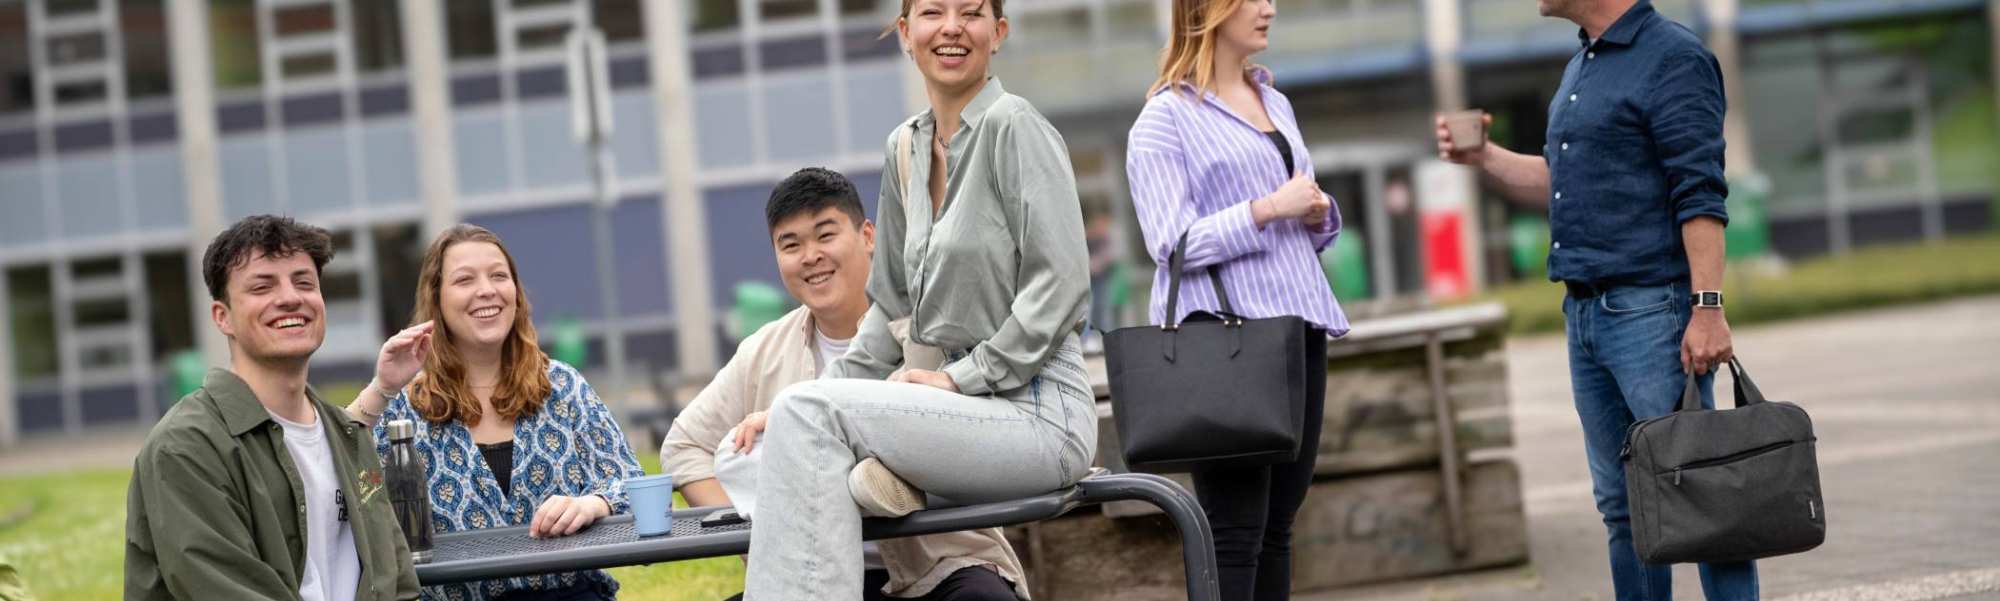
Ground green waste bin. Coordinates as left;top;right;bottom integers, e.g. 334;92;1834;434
1321;231;1369;301
1509;215;1551;278
170;350;206;402
732;281;790;341
550;317;588;368
1725;172;1772;261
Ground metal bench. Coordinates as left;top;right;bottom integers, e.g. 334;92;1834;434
415;472;1221;600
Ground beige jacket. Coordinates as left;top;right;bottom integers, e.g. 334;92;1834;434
661;306;1028;599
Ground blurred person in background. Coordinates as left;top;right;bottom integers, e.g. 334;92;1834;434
1433;0;1749;598
345;225;645;601
1123;0;1349;597
125;215;419;601
662;167;1027;601
740;0;1097;596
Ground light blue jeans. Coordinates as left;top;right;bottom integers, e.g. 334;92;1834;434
743;336;1095;600
1565;280;1757;601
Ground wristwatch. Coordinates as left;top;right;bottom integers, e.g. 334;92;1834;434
1693;290;1724;309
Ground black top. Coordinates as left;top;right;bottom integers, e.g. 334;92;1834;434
1263;129;1294;176
477;439;515;496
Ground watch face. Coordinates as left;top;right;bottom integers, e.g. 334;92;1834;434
1697;291;1723;306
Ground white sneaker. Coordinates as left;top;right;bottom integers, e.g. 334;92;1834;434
848;457;925;518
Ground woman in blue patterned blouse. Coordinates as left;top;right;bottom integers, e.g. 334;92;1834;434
346;224;644;601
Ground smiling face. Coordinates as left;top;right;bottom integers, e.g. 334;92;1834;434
899;0;1009;96
436;241;519;354
771;207;875;318
1216;0;1274;58
212;251;326;365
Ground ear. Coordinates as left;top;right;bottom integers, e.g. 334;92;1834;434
993;17;1008;53
210;299;235;339
898;17;913;58
860;219;877;255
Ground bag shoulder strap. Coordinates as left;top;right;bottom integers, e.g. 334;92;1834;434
1163;232;1240;328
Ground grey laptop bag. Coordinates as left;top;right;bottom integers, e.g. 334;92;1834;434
1621;357;1826;564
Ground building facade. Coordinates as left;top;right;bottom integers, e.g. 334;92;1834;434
1;0;1993;446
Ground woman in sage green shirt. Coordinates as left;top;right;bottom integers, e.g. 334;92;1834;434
741;0;1095;598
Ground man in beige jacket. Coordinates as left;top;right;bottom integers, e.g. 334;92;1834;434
662;168;1027;600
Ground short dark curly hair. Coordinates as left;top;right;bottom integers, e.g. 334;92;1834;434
201;215;335;304
766;167;867;233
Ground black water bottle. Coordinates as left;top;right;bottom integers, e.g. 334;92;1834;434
385;419;435;563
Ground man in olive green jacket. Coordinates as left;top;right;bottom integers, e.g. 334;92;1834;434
125;215;419;601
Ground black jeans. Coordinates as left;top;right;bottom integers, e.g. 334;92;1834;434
728;566;1016;601
1189;329;1328;601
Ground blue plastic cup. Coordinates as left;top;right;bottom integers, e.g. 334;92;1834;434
627;474;675;537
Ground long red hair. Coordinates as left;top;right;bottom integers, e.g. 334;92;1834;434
407;225;551;426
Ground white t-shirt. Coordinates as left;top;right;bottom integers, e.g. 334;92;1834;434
270;408;360;601
813;326;853;374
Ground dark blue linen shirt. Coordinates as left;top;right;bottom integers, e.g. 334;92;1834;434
1544;0;1729;286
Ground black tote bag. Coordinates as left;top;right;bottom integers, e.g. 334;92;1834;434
1622;357;1826;564
1103;234;1313;473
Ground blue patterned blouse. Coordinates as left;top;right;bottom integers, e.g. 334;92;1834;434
373;359;644;600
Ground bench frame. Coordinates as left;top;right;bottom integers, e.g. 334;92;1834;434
415;472;1220;600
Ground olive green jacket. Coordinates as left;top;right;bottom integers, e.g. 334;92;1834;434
125;368;419;600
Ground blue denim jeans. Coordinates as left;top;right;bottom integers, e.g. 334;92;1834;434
1564;280;1758;601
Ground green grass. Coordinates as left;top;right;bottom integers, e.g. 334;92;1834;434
1475;232;2000;335
0;446;743;600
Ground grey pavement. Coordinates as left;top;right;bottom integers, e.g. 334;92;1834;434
1307;295;2000;601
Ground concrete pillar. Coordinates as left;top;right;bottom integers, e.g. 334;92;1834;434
0;271;15;448
168;0;229;366
1705;0;1756;176
1423;0;1467;112
642;0;719;376
1422;0;1487;293
402;0;462;239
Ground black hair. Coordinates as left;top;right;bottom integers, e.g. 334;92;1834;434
201;214;335;303
766;167;867;233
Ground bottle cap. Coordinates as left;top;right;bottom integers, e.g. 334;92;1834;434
387;419;416;441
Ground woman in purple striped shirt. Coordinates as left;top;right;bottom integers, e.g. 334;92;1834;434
1124;0;1349;598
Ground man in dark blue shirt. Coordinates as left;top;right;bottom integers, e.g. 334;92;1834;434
1435;0;1756;599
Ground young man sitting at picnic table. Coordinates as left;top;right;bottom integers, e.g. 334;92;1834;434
124;215;420;601
661;167;1028;601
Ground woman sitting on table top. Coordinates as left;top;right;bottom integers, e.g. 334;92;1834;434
346;224;644;601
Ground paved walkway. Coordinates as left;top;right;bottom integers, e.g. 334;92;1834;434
8;296;1999;600
1308;295;2000;601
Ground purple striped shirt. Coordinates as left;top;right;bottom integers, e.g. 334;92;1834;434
1124;74;1350;335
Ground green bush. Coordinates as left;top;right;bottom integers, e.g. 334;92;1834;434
1475;233;2000;336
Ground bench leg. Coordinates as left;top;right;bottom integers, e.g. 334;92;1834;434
1078;474;1221;601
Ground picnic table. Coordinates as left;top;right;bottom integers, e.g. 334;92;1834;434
415;472;1221;600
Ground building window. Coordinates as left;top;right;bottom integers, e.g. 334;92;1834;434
592;0;644;41
352;0;406;71
446;0;499;60
691;0;740;32
122;0;174;100
6;266;57;380
840;0;880;18
143;252;195;360
761;0;817;22
0;1;31;115
210;0;263;89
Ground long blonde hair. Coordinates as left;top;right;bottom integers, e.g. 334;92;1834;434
407;224;552;426
1147;0;1267;98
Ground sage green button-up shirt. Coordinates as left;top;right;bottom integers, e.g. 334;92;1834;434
828;78;1092;396
125;368;420;601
